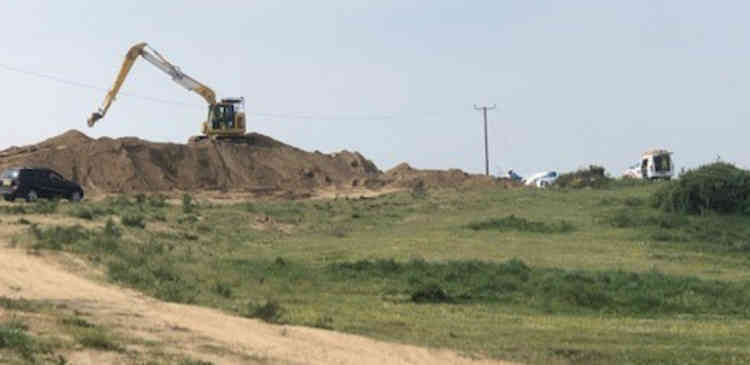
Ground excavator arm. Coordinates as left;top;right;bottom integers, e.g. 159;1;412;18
87;42;217;127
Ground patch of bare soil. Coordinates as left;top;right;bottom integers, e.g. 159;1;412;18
384;163;518;189
0;246;517;365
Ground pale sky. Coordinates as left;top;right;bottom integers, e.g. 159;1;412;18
1;1;748;176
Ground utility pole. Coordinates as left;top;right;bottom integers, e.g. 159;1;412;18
474;104;496;176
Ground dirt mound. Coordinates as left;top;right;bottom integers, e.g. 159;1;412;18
0;130;382;195
385;163;498;189
0;131;515;195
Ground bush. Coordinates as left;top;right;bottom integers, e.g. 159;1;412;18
599;209;689;229
411;283;452;303
30;224;89;250
121;213;145;229
76;327;124;352
555;165;611;189
148;194;169;208
213;282;233;298
0;318;36;359
245;300;285;324
182;194;194;214
32;199;58;214
466;215;574;233
177;214;199;224
69;205;112;220
329;258;750;315
652;162;750;215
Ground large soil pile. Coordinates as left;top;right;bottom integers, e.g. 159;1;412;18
0;130;381;194
0;131;506;194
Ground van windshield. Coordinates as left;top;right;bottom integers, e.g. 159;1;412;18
653;154;671;172
0;169;19;179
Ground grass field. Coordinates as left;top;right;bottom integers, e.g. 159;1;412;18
6;183;750;364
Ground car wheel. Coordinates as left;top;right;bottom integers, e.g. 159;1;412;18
25;190;39;202
3;194;15;202
70;190;83;202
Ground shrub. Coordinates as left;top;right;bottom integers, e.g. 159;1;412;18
652;162;750;215
30;224;89;250
245;300;285;324
177;214;199;224
121;213;145;229
148;194;169;208
555;165;611;189
329;258;750;315
76;327;124;352
182;194;194;214
0;318;36;359
69;205;112;220
466;215;574;233
411;283;452;303
32;199;58;214
0;205;27;214
103;218;121;238
600;209;689;230
135;193;147;205
213;282;233;298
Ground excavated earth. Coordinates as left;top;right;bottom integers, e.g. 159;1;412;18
0;130;508;195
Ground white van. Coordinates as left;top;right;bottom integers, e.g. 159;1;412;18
624;149;673;180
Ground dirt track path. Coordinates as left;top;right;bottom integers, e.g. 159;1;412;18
0;246;515;365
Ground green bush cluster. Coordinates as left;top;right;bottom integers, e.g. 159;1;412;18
466;215;574;234
554;165;611;189
30;224;90;250
652;162;750;215
0;200;58;215
244;300;285;324
0;318;38;359
328;258;750;315
121;213;146;228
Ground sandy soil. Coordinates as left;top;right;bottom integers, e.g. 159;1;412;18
0;245;517;365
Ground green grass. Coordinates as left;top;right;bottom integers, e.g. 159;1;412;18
14;185;750;364
466;215;574;233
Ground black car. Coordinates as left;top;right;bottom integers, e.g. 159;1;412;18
0;167;84;202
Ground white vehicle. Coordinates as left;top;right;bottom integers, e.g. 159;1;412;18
623;149;674;180
524;171;558;188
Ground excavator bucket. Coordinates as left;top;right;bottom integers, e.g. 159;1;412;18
87;112;103;127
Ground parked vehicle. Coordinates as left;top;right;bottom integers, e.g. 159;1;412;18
623;149;673;180
0;167;84;202
507;169;523;182
524;171;558;188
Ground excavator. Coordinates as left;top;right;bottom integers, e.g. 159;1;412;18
87;42;246;142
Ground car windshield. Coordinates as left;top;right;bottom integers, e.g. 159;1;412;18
0;169;19;179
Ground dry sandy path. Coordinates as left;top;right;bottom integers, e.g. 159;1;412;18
0;246;516;365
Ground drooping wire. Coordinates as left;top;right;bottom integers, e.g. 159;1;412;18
0;62;434;121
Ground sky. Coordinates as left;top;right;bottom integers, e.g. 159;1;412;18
1;1;748;177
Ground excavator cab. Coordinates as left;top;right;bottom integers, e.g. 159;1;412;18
203;97;246;139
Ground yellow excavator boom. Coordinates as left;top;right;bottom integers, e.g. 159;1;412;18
87;42;217;127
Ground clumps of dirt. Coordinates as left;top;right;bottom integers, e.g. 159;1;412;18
0;130;382;195
384;163;499;189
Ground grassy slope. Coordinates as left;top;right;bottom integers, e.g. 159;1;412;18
7;185;750;364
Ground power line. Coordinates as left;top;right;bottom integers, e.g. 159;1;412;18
474;104;496;176
0;62;202;109
0;61;452;122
